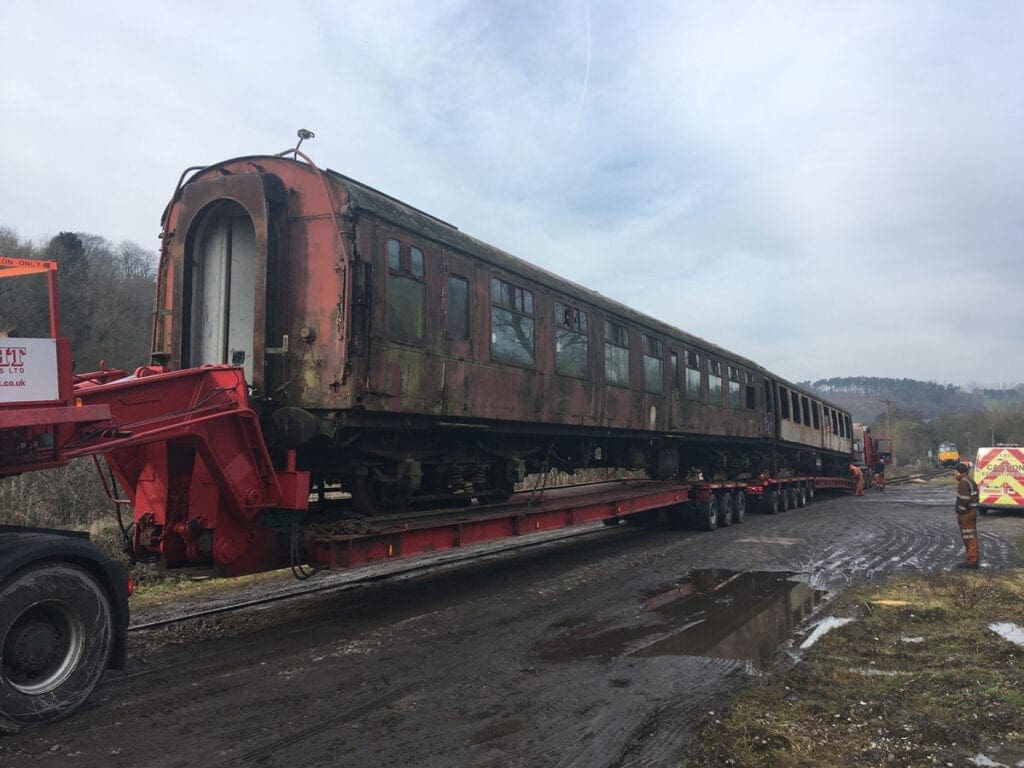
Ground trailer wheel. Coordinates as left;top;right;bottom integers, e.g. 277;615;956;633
779;487;791;512
797;486;807;508
806;483;815;502
696;496;719;531
732;491;746;523
764;489;779;515
788;487;799;510
0;563;113;732
718;493;733;527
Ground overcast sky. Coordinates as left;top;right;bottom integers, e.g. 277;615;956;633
2;1;1022;387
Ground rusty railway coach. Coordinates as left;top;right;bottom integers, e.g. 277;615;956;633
152;151;852;513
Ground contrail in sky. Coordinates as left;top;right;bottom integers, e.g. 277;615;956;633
574;0;592;126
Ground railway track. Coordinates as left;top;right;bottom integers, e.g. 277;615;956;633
886;468;950;486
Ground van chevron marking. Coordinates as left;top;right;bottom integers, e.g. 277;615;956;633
975;447;1024;508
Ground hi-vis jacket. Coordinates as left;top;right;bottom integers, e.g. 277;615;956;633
956;476;979;514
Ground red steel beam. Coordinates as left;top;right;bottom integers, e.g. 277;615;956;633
308;482;697;570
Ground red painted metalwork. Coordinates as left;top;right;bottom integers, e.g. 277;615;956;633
0;259;111;477
69;365;310;576
744;475;854;500
810;476;856;491
307;481;701;570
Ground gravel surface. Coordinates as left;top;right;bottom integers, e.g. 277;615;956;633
1;482;1020;768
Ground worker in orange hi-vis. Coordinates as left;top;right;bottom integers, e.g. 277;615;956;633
953;462;980;568
849;464;864;496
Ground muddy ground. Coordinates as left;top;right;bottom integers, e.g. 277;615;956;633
1;482;1021;768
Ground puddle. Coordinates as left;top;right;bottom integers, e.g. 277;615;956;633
534;570;824;668
970;752;1024;768
799;617;853;649
989;622;1024;648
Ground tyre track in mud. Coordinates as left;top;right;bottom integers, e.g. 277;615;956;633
2;484;1021;768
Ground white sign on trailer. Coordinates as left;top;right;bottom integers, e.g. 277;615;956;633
0;338;59;403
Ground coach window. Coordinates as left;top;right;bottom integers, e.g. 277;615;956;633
779;385;791;420
555;301;589;378
790;391;801;424
604;320;630;387
684;350;702;400
708;358;723;405
831;410;839;435
490;277;535;366
745;372;757;410
386;238;425;344
812;401;821;429
801;396;811;426
727;365;742;408
642;336;664;393
670;352;679;390
447;275;469;340
843;414;851;438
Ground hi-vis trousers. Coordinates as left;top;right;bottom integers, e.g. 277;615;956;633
956;508;979;565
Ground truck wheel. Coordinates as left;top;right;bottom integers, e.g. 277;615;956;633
718;493;734;527
0;563;114;732
779;487;791;512
806;483;815;502
732;491;746;523
797;486;807;508
697;496;719;531
764;489;779;515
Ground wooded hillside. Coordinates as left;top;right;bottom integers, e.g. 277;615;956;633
803;376;1022;423
0;226;157;372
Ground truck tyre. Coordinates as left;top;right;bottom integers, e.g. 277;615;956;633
732;491;746;523
806;483;815;502
779;487;791;512
764;489;779;515
718;493;733;527
696;496;719;531
797;486;807;508
0;562;114;732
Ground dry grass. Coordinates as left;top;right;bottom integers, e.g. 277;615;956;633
0;458;111;528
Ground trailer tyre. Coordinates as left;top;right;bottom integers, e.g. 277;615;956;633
806;483;815;502
764;489;779;515
719;493;733;527
697;496;719;531
733;491;746;523
779;488;791;512
0;563;113;733
797;486;807;508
